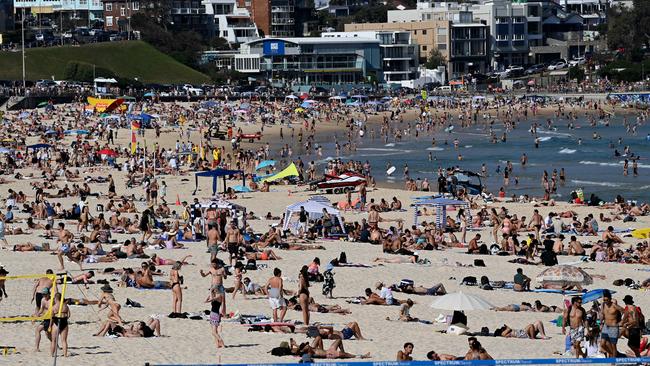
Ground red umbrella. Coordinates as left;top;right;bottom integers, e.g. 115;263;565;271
98;149;118;157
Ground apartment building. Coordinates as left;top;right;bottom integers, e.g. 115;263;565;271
203;0;259;43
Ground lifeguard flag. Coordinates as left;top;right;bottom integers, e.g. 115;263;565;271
131;121;141;130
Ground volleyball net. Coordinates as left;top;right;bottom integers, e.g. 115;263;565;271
0;273;67;322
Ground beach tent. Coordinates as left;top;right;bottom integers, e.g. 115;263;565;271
27;143;52;150
199;198;248;228
261;163;299;183
412;197;470;228
283;197;345;233
255;160;276;171
193;168;245;196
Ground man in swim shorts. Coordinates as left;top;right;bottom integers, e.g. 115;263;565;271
266;268;286;322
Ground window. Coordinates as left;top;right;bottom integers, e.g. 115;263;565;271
495;17;509;24
413;30;417;35
513;17;525;23
496;34;509;41
106;16;113;26
105;3;112;11
422;29;427;35
422;45;427;51
437;43;447;50
132;1;139;10
120;5;125;16
437;27;447;36
513;34;524;40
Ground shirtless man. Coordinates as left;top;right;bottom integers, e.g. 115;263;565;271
206;224;220;263
621;295;644;356
225;222;243;266
427;350;457;361
603;226;624;245
56;223;74;270
464;337;492;360
32;270;56;313
568;236;585;256
34;288;52;352
467;234;481;254
396;342;414;361
265;268;287;322
528;209;543;240
562;296;587;358
367;205;382;229
600;289;623;357
200;260;227;317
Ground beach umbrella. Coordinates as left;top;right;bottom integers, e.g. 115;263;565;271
295;107;305;113
255;160;276;171
98;149;118;157
37;101;49;108
65;129;90;135
232;185;252;193
0;147;12;154
300;101;313;109
239;102;251;110
44;130;57;135
536;265;593;286
582;289;616;303
285;95;298;100
430;292;494;311
144;92;155;97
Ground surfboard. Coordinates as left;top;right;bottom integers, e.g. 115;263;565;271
631;228;650;239
386;166;396;176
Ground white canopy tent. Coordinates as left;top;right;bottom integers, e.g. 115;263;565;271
199;199;247;229
283;197;345;233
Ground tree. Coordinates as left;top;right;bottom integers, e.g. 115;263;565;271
424;49;447;69
568;66;585;83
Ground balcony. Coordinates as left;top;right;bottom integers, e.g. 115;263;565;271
171;8;205;14
271;6;293;13
271;18;294;25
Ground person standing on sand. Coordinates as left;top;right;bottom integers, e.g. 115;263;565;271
50;292;70;357
266;268;287;323
207;224;220;263
298;266;310;325
600;289;623;357
200;260;227;317
529;209;543;240
32;269;56;313
225;222;242;266
563;296;587;358
170;261;183;315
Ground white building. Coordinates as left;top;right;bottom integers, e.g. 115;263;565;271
14;0;103;22
203;0;259;44
322;30;418;86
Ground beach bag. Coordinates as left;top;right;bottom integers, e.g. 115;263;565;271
271;346;292;356
474;259;486;267
461;276;477;286
478;244;489;255
246;259;257;271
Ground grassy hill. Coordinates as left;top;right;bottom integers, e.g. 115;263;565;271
0;41;210;84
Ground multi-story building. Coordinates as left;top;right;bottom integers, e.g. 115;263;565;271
448;11;489;78
234;37;382;84
169;0;213;39
246;0;294;37
344;20;450;65
323;30;418;85
203;0;258;43
0;0;13;32
14;0;103;25
101;0;140;31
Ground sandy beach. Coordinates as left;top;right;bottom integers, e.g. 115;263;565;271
0;98;648;365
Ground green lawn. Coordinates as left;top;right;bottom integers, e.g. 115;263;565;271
0;41;210;84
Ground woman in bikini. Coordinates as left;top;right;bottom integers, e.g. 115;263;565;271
206;288;224;348
50;292;70;357
170;262;183;314
150;253;192;266
231;261;244;299
298;265;311;326
98;284;124;324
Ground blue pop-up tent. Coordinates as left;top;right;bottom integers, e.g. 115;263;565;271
194;168;245;196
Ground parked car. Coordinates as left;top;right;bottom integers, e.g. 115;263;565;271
182;84;204;96
569;57;586;67
547;60;568;71
525;64;546;75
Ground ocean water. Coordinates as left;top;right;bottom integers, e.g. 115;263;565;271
305;114;650;202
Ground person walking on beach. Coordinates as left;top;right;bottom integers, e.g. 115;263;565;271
207;224;220;263
206;287;224;348
266;268;286;323
562;296;587;358
225;222;243;266
200;260;227;317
